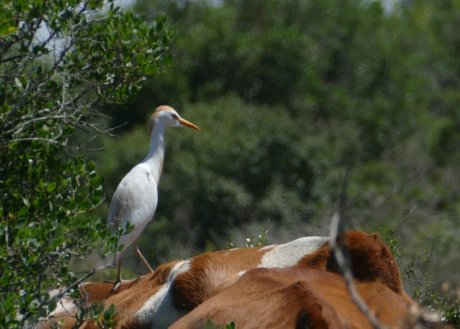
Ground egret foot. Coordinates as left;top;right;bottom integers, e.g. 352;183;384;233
110;259;123;293
111;280;122;293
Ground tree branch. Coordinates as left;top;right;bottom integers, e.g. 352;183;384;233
329;213;387;329
19;269;96;325
328;163;387;328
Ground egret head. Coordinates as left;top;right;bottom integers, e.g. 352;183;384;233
149;105;200;134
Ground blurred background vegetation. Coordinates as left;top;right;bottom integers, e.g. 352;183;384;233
2;0;459;326
85;0;459;313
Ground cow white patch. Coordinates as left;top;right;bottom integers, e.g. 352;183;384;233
224;248;240;255
259;244;275;252
45;288;78;318
135;260;191;329
259;236;328;268
49;297;78;317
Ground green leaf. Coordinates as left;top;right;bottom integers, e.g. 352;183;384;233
14;77;23;89
47;182;57;193
225;322;236;329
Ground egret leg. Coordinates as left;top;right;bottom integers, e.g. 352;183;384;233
111;259;123;292
133;241;154;273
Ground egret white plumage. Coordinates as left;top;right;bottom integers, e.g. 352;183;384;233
107;105;199;285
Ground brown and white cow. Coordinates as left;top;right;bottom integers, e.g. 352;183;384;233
40;231;415;329
171;266;413;329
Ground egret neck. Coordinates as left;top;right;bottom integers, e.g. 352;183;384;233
142;118;166;184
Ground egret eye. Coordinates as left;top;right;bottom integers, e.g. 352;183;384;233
171;113;179;120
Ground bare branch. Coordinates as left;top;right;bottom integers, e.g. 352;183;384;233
328;163;387;329
329;213;387;329
7;114;74;135
2;1;95;125
0;137;66;147
19;269;96;325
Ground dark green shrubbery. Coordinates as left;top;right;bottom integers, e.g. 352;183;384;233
2;0;459;326
0;0;170;326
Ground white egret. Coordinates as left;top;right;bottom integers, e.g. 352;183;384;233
108;105;199;285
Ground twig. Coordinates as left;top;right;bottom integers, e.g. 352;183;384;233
329;162;386;329
2;0;93;125
7;114;73;135
0;137;65;147
20;269;96;325
330;213;386;329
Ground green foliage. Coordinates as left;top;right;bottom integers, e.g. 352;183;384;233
417;288;460;326
0;0;170;327
95;97;332;258
382;227;460;327
132;0;449;159
67;0;460;322
226;322;236;329
93;303;118;329
70;302;118;329
5;0;458;326
93;0;460;316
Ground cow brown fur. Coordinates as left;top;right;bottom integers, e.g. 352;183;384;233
39;231;416;329
170;266;412;329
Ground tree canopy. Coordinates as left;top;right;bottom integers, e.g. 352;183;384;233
97;0;459;321
1;0;459;326
0;0;170;327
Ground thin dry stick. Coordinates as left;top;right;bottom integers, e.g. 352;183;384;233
329;213;386;329
19;269;96;325
329;162;387;328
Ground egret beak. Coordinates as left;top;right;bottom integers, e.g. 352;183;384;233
179;117;200;131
